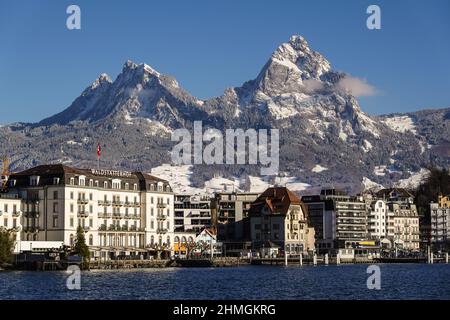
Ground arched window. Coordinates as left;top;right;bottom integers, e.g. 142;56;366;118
166;236;171;246
181;236;187;244
188;236;194;243
158;236;162;246
174;236;180;244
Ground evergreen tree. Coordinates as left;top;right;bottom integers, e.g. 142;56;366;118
0;228;15;265
72;226;90;270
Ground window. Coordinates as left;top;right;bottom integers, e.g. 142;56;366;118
3;218;7;227
53;202;58;213
89;235;93;246
70;177;75;185
13;219;17;228
70;192;74;200
70;217;74;227
79;178;85;186
151;197;154;204
89;179;94;187
104;181;108;189
151;208;154;216
89;205;93;213
151;220;154;229
125;183;129;190
53;191;58;199
133;184;138;191
3;204;7;213
52;216;58;228
89;193;93;200
89;219;93;228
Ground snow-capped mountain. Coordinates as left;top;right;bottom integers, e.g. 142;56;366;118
1;35;448;193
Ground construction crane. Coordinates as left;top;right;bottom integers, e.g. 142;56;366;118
0;155;9;191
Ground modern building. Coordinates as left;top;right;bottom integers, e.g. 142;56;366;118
6;164;175;260
249;187;315;255
376;188;420;251
302;189;369;253
365;197;395;247
431;194;450;250
211;191;259;241
174;194;212;233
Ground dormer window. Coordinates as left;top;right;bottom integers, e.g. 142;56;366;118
89;179;94;187
70;177;75;185
112;179;121;190
104;181;108;189
53;177;60;185
133;184;138;191
9;180;16;187
125;183;129;190
30;176;40;186
79;176;86;186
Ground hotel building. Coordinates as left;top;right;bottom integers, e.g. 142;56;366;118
7;164;175;259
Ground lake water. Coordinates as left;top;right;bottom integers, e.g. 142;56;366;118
1;264;449;300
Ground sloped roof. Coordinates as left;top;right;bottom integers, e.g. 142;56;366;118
249;187;306;217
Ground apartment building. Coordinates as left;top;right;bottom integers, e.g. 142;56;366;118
376;188;420;251
431;194;450;249
174;194;212;233
7;164;174;259
211;192;259;241
249;187;315;254
302;189;368;253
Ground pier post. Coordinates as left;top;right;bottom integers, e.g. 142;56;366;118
299;253;303;266
446;252;448;264
285;251;288;266
325;253;329;265
336;253;341;265
313;253;317;266
427;246;430;264
430;251;434;264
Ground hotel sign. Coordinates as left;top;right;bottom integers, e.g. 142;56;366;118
90;169;132;178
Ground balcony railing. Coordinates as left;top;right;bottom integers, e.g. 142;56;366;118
157;228;168;234
77;211;89;217
77;199;89;204
112;201;124;206
12;211;22;217
98;212;112;218
157;203;167;208
157;214;167;220
98;200;111;206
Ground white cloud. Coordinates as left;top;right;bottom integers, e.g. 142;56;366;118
336;75;377;97
302;79;324;93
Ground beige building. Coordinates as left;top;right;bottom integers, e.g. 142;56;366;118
7;164;175;259
0;192;22;252
249;187;315;255
376;188;420;251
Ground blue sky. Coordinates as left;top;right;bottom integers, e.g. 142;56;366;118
0;0;449;124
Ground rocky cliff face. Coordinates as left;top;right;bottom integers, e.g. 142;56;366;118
0;35;448;193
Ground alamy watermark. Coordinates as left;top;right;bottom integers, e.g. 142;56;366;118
366;5;381;30
171;121;279;176
66;5;81;30
366;265;381;290
66;265;81;290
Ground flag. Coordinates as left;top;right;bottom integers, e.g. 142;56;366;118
97;143;101;159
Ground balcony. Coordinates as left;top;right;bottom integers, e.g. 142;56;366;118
23;226;39;233
157;228;168;234
77;199;89;205
12;211;22;217
112;212;124;219
98;212;112;218
157;203;167;208
98;200;111;206
130;214;141;220
98;224;107;231
112;200;124;206
157;214;167;220
81;226;90;232
25;211;40;218
77;211;89;217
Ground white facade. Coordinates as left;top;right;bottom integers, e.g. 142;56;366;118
7;165;176;259
174;194;211;233
0;192;22;253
